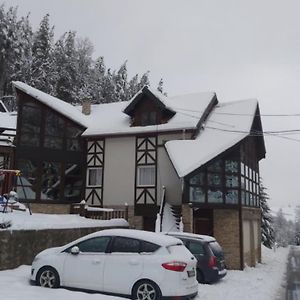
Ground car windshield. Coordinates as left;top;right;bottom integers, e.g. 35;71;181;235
209;241;223;257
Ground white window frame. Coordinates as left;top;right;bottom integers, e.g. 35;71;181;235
86;167;103;187
137;165;156;187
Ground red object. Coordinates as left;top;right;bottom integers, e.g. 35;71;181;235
208;256;217;268
162;261;187;272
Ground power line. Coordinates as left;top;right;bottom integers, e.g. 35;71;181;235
174;106;300;117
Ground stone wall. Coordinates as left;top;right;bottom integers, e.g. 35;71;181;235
214;209;241;270
242;207;261;267
0;225;128;271
181;204;193;233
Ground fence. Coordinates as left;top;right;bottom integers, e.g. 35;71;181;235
70;203;129;221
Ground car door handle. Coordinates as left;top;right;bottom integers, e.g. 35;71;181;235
92;260;101;264
129;259;139;266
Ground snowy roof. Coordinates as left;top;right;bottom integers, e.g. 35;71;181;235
12;81;89;128
83;90;216;136
165;99;259;177
12;82;216;136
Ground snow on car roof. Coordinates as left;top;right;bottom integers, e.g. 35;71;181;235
165;99;259;177
68;229;183;247
166;232;216;243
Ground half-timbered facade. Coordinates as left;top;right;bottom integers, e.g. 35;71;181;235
12;81;266;269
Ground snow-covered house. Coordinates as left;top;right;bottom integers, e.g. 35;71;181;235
12;81;266;270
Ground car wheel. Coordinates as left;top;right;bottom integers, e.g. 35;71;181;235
36;266;60;288
196;269;205;284
132;280;161;300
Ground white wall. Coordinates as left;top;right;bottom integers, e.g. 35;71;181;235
102;136;136;206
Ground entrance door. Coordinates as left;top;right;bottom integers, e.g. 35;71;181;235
193;209;213;236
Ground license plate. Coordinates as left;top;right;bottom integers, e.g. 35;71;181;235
187;269;195;277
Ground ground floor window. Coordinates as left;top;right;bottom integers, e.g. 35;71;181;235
86;167;103;187
137;165;155;186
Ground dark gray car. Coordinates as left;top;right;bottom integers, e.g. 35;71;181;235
166;232;227;284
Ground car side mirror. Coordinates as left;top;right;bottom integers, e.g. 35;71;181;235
70;246;80;255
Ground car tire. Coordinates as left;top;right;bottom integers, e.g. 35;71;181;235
196;269;205;284
132;280;162;300
36;266;60;288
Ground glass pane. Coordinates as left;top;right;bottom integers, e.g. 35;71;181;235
77;237;110;253
138;166;155;186
64;164;83;201
190;187;205;203
20;132;40;147
226;175;239;188
189;242;205;255
112;237;140;253
225;189;238;204
246;192;250;206
66;125;81;138
225;160;238;173
242;191;246;205
189;173;205;185
241;176;246;190
45;113;64;136
88;168;102;186
208;189;223;203
241;162;245;176
44;136;63;150
207;173;222;186
22;105;41;134
207;160;222;172
16;159;38;200
41;161;61;200
67;139;81;151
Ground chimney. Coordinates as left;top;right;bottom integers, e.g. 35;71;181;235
82;100;91;115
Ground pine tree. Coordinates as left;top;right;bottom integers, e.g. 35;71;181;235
157;78;164;93
31;14;55;94
259;180;275;248
274;209;290;247
114;61;128;102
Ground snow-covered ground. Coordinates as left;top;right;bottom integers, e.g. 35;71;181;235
0;210;128;230
0;245;289;300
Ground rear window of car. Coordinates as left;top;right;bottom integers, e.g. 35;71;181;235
188;241;205;255
209;241;223;256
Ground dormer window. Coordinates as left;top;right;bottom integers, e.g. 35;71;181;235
141;111;157;126
123;86;176;127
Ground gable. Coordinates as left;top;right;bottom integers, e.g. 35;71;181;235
124;87;175;126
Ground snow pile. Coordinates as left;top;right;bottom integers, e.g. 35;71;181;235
0;210;128;231
0;266;121;300
197;245;289;300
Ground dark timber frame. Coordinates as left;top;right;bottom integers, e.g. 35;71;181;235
85;139;105;206
134;135;158;216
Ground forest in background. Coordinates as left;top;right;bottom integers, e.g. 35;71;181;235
0;4;165;111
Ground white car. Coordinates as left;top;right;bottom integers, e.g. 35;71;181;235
31;229;198;299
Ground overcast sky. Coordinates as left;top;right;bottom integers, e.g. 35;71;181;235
4;0;300;209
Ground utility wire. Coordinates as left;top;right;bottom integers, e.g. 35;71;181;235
173;106;300;117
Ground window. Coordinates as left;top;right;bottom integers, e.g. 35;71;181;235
190;187;205;203
141;111;157;126
76;237;110;253
188;242;205;256
137;165;155;186
140;241;160;253
111;237;140;253
87;167;102;187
